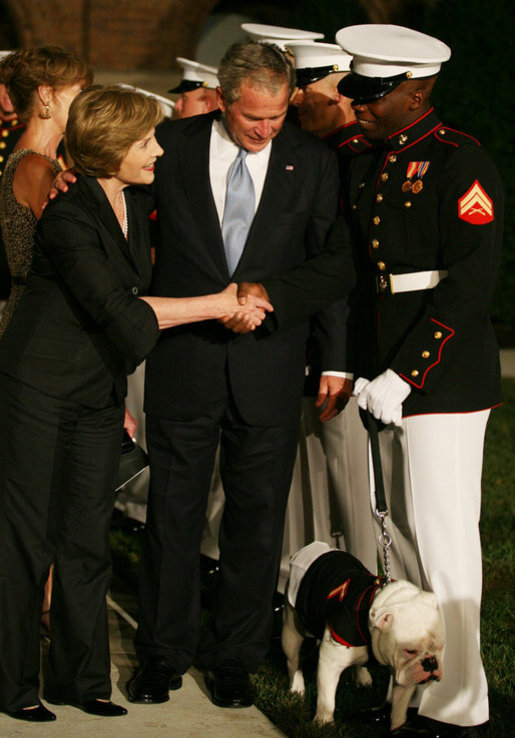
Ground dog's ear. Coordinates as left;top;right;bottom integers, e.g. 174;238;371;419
370;610;395;631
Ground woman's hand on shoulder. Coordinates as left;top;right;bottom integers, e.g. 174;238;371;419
43;168;77;207
13;154;60;220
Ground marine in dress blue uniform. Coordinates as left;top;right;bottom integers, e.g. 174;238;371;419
334;24;503;737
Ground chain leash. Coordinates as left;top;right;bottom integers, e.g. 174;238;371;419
375;510;392;584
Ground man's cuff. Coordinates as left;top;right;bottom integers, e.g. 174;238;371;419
321;371;354;380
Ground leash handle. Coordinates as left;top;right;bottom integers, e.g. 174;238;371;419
367;411;387;514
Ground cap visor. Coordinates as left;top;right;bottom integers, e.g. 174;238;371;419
338;71;403;103
168;80;205;94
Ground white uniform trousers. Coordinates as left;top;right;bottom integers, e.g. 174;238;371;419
280;396;376;590
372;410;490;727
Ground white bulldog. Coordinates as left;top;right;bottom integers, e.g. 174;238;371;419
282;542;445;731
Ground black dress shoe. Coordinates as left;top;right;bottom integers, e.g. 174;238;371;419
206;662;253;708
352;702;391;725
127;658;182;703
353;703;418;727
80;699;127;716
8;702;56;722
391;716;488;737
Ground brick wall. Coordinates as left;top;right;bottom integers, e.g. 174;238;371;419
4;0;219;70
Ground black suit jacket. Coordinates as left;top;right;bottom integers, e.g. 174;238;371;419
145;112;350;426
0;175;159;408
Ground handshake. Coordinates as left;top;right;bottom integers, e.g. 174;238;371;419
218;281;273;334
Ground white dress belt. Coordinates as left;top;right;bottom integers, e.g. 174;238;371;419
377;269;448;294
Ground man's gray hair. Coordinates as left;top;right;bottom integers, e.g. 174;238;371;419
218;41;295;105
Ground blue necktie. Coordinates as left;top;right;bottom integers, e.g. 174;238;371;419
222;147;255;276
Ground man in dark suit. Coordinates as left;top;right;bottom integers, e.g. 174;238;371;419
128;41;353;709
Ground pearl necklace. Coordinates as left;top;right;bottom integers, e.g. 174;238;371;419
121;191;128;239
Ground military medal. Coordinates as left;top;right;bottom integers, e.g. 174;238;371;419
405;161;430;194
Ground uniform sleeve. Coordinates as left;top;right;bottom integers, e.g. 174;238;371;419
262;147;355;331
389;143;504;391
37;206;159;366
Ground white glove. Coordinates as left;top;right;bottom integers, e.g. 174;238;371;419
355;369;411;426
352;377;370;398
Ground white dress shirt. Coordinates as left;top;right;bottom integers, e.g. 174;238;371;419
209;117;271;224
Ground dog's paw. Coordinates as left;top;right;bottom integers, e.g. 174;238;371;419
289;671;305;696
354;665;373;687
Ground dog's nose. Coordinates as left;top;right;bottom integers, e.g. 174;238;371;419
421;656;439;673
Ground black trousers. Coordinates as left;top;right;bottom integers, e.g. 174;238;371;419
135;396;300;673
0;374;124;712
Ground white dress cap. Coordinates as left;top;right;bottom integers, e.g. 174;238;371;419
117;83;175;118
287;41;352;75
242;23;324;48
169;58;219;93
336;24;451;79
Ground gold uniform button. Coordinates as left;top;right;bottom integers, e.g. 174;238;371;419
422;351;430;359
0;156;3;163
398;134;408;145
0;142;5;149
352;138;359;144
411;369;419;377
439;128;446;135
2;130;9;138
352;204;357;210
377;261;386;271
434;331;443;339
376;194;383;203
11;118;18;126
389;154;397;163
404;201;412;208
381;172;389;182
372;215;381;225
371;239;380;249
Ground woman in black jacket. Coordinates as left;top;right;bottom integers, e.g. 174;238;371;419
0;85;270;722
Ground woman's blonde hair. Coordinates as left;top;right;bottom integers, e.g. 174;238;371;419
66;85;164;178
0;46;92;122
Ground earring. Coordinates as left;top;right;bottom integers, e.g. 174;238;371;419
38;105;51;119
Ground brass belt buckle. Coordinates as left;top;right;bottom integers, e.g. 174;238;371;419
376;274;388;293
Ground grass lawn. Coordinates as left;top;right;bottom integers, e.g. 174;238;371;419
111;379;514;737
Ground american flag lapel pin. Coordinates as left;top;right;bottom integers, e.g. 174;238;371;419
285;164;294;171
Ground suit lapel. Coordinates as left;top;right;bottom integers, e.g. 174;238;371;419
80;177;137;269
125;190;153;285
178;113;228;279
234;126;299;277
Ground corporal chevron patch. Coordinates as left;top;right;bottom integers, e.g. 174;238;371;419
458;180;494;224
